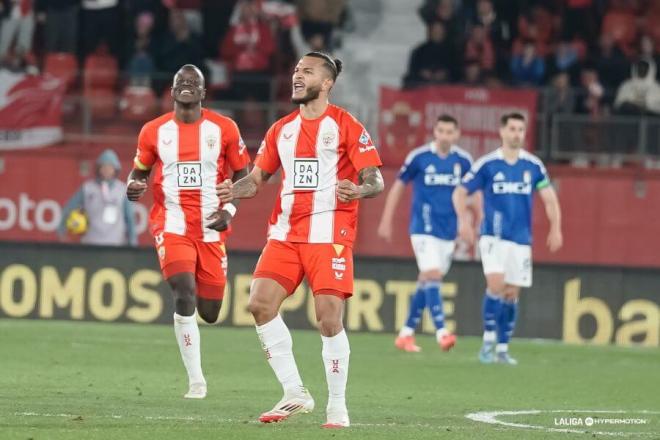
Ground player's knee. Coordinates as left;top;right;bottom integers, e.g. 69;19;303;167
317;315;343;337
503;286;520;301
248;296;277;323
197;303;221;324
420;269;443;282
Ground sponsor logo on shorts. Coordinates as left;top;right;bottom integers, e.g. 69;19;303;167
157;246;165;260
332;257;346;280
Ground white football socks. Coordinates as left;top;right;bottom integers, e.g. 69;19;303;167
398;326;415;338
436;327;449;342
483;330;497;344
173;312;206;386
321;329;351;411
256;314;304;395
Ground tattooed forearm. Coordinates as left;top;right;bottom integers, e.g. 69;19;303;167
232;168;272;199
358;166;385;198
227;166;249;207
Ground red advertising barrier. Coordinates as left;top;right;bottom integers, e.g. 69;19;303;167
2;146;660;268
378;85;538;166
0;72;66;149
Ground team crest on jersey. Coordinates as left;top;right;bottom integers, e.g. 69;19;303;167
205;134;217;149
523;171;531;183
358;129;371;145
322;131;336;147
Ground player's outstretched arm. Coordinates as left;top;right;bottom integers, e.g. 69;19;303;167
126;168;151;201
377;179;405;242
539;186;563;252
336;166;384;203
452;186;475;245
216;166;272;203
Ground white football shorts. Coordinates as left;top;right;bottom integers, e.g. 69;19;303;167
410;234;456;274
479;235;532;287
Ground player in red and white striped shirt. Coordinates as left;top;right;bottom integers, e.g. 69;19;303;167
217;52;384;428
127;65;250;399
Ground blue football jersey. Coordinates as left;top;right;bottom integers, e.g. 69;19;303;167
398;143;473;240
461;148;550;245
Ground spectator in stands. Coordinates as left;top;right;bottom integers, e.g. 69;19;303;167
202;0;238;59
593;33;629;90
296;0;346;50
126;12;157;87
221;0;275;101
516;4;556;57
0;0;35;63
464;24;495;73
419;0;463;51
547;72;576;114
561;0;598;42
162;0;203;35
510;40;545;86
463;59;484;85
472;0;511;52
157;8;204;89
36;0;78;54
546;39;582;84
81;0;122;61
601;0;637;57
576;66;605;115
403;21;456;88
639;35;660;80
614;59;660;116
58;149;137;247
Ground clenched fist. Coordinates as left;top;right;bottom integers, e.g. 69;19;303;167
127;179;148;201
216;179;234;203
336;179;363;203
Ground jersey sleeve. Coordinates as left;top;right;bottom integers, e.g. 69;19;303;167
254;123;281;174
223;120;251;171
461;162;487;194
345;117;382;171
134;124;157;170
397;151;419;183
534;161;551;190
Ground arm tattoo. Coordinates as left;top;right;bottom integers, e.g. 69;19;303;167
228;166;249;208
358;166;385;199
231;169;272;199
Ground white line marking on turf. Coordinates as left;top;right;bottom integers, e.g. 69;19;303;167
465;409;660;437
14;412;451;429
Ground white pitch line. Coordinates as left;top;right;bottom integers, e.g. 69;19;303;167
465;409;660;437
12;412;459;429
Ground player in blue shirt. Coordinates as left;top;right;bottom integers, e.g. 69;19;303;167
378;115;476;352
453;112;562;365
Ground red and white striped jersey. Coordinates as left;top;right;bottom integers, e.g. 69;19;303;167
134;109;250;242
255;104;382;247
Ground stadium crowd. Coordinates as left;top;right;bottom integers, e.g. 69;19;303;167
405;0;660;116
0;0;348;99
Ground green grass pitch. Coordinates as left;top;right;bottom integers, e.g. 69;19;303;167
1;319;658;439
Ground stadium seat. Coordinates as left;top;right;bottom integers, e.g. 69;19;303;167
84;53;119;90
120;86;157;122
43;52;78;90
83;52;119;120
85;89;117;119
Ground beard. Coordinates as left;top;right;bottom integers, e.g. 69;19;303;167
291;84;322;105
